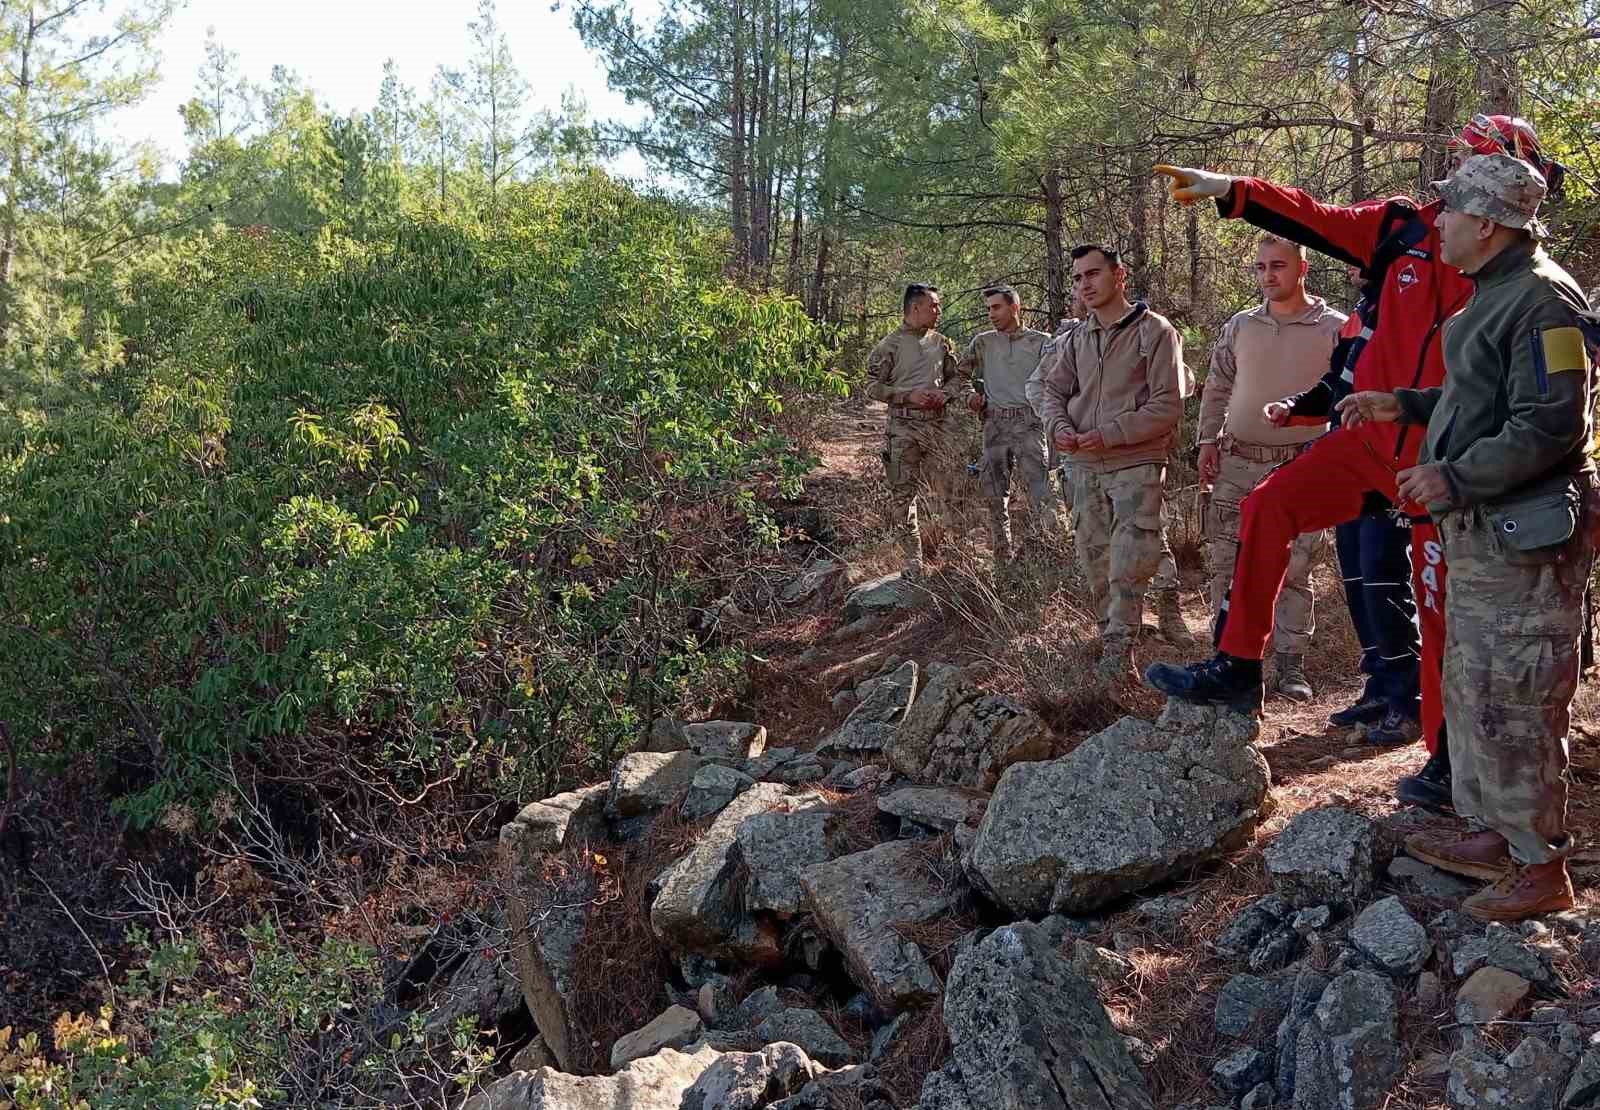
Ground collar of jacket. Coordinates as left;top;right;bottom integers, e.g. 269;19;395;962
897;323;933;337
1085;300;1149;335
1467;239;1539;289
1245;295;1334;327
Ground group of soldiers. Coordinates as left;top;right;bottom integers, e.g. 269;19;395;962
864;111;1598;925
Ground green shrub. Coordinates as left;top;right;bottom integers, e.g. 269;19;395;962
0;170;842;822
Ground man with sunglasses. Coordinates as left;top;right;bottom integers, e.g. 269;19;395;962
866;283;972;575
1143;115;1565;813
1337;153;1592;920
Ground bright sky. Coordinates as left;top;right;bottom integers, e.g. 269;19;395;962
109;0;652;179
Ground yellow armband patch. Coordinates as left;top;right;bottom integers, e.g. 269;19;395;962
1541;326;1590;375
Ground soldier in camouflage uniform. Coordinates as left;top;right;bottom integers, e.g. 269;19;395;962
961;285;1057;560
1039;245;1189;681
865;283;973;574
1340;154;1595;921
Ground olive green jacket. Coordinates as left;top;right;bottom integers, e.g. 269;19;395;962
1394;242;1594;512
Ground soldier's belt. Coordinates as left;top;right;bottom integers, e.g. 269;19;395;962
889;404;943;420
989;405;1034;418
1221;436;1304;464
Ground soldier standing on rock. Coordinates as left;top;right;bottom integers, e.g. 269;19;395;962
1197;235;1347;702
1340;154;1594;922
960;284;1058;562
1038;244;1189;683
865;283;973;576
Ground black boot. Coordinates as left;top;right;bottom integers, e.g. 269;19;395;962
1143;653;1264;717
1395;746;1452;814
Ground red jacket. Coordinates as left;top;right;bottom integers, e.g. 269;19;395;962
1220;178;1474;465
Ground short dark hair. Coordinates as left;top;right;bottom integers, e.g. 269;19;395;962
903;283;940;313
1070;244;1121;267
981;284;1019;306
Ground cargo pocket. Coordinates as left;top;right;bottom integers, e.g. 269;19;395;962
1487;486;1578;565
1492;607;1574;706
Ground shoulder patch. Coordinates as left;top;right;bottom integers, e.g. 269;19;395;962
1541;326;1590;375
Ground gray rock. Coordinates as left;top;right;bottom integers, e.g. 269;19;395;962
501;784;608;862
683;721;769;763
1137;893;1198;926
501;846;597;1071
1274;966;1329;1105
1213;1046;1273;1096
682;763;756;820
735;805;849;917
1582;925;1600;974
928;922;1155;1109
645;716;690;752
1216;895;1291;959
843;572;915;622
1567;1047;1600;1107
733;986;785;1030
1449;1035;1566;1110
969;700;1269;916
1216;972;1294;1041
800;838;967;1009
754;1008;857;1067
1350;896;1432;975
1070;940;1134;989
1455;966;1531;1026
696;975;738;1026
745;747;799;780
1241;1082;1277;1110
1248;926;1300;973
1263;806;1377;911
820;661;918;755
1124;1034;1158;1066
650;783;790;962
886;662;1059;790
783;560;845;605
680;1042;822;1110
763;756;828;785
463;1042;724;1110
836;764;892;792
1387;855;1476;899
1417;971;1444;1017
610;1004;705;1070
608;751;707;817
878;785;987;832
1291;970;1400;1110
1291;905;1332;934
769;1063;893;1110
871;1011;913;1062
1452;922;1555;985
1560;1023;1594;1060
509;1035;555;1072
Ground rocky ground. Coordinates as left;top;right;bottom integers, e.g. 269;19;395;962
445;401;1600;1109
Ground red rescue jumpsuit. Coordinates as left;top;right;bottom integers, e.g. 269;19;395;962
1213;180;1472;754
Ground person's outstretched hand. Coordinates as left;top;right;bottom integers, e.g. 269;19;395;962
1334;391;1402;429
1153;165;1233;205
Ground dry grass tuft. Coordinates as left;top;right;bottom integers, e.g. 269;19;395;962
875;1005;952;1107
821;787;891;854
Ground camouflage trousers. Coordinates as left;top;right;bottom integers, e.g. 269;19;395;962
980;407;1058;550
1207;446;1321;655
1071;462;1180;641
1437;502;1592;864
883;414;959;568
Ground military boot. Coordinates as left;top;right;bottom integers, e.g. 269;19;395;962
1095;634;1136;685
1143;653;1264;716
1155;591;1194;647
1395;747;1452;814
1273;653;1313;702
1403;829;1510;882
1463;859;1576;922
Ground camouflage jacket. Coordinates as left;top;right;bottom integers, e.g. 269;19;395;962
865;325;969;410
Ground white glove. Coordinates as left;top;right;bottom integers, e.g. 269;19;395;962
1154;164;1233;205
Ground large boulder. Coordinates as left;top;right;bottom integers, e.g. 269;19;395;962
651;782;790;962
843;572;914;622
502;849;597;1072
681;1042;823;1110
886;662;1058;789
609;1004;704;1070
735;804;851;917
1290;970;1401;1110
820;660;918;755
917;922;1155;1109
754;1008;857;1067
968;700;1269;916
1449;1035;1567;1110
608;751;707;818
501;784;608;862
682;721;769;763
800;838;967;1009
1263;807;1377;912
682;763;757;820
463;1042;724;1110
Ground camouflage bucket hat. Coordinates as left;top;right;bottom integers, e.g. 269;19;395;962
1432;153;1549;238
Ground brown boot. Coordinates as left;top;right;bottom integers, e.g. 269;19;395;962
1155;591;1194;647
1462;859;1575;922
1404;829;1512;881
1095;634;1136;685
